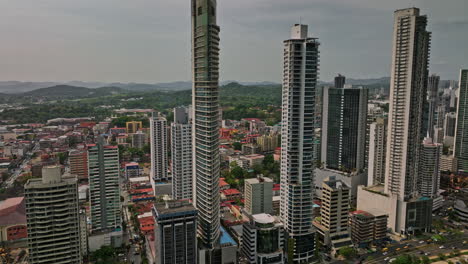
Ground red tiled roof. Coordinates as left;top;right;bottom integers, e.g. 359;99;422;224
222;189;241;196
0;197;26;226
273;184;280;191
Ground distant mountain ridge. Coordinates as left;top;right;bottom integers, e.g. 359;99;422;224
22;85;126;98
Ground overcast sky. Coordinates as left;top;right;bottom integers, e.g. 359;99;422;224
0;0;466;83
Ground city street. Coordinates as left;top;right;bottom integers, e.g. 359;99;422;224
4;143;39;188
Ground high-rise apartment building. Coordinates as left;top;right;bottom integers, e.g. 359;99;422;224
25;166;81;264
126;121;143;134
171;106;193;200
244;176;273;215
358;7;432;235
454;69;468;172
321;85;368;171
427;74;440;138
334;74;346;89
88;138;121;233
418;138;442;198
153;200;198;264
385;7;431;201
280;24;318;262
150;114;169;188
314;177;352;249
69;149;88;180
367;117;388;186
191;0;221;249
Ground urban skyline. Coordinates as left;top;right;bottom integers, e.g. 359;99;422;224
0;1;467;264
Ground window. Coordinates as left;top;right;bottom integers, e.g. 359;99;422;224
198;7;202;16
211;6;215;16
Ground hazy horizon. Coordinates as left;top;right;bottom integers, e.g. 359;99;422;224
0;0;466;83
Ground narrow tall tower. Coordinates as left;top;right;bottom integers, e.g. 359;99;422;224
88;137;121;233
171;106;193;200
150;113;169;189
454;69;468;172
191;0;221;248
280;24;319;263
427;74;440;138
385;8;431;201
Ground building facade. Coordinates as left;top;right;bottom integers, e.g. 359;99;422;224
367;117;388;186
150;114;169;187
69;149;88;180
427;74;440;139
349;210;388;246
191;0;222;249
171;106;193;200
314;177;352;250
241;213;284;264
153;200;198;264
126;121;143;134
321;86;368;172
418;138;442;198
384;7;431;202
244;176;273;215
280;24;319;262
454;69;468;172
25;166;81;264
88;138;121;233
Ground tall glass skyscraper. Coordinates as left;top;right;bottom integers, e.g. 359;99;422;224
280;24;319;263
191;0;221;249
454;69;468;172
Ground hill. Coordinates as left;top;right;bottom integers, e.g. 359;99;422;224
22;85;126;99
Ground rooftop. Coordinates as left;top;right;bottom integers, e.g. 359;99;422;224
220;226;237;246
0;197;26;226
252;213;275;224
154;200;197;217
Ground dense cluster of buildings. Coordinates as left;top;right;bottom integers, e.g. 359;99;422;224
0;1;466;264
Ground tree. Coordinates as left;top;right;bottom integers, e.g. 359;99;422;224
421;256;430;264
231;166;245;179
338;247;356;260
232;142;242;151
438;253;446;260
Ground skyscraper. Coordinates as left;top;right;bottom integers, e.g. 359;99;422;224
427;74;440;138
171;106;193;200
25;166;81;264
367;117;388;186
334;74;346;89
88;138;121;233
280;24;319;262
385;7;431;201
191;0;221;249
358;7;433;235
418;138;442;198
321;85;368;171
454;69;468;172
150;113;169;188
153;200;198;264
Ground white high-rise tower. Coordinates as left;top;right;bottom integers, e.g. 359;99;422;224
280;24;319;263
385;8;431;201
171;106;193;200
150;113;169;192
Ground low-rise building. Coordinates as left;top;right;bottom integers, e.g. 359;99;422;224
349;210;388;246
241;213;284;264
0;197;27;242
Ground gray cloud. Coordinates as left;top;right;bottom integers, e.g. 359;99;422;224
0;0;466;82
